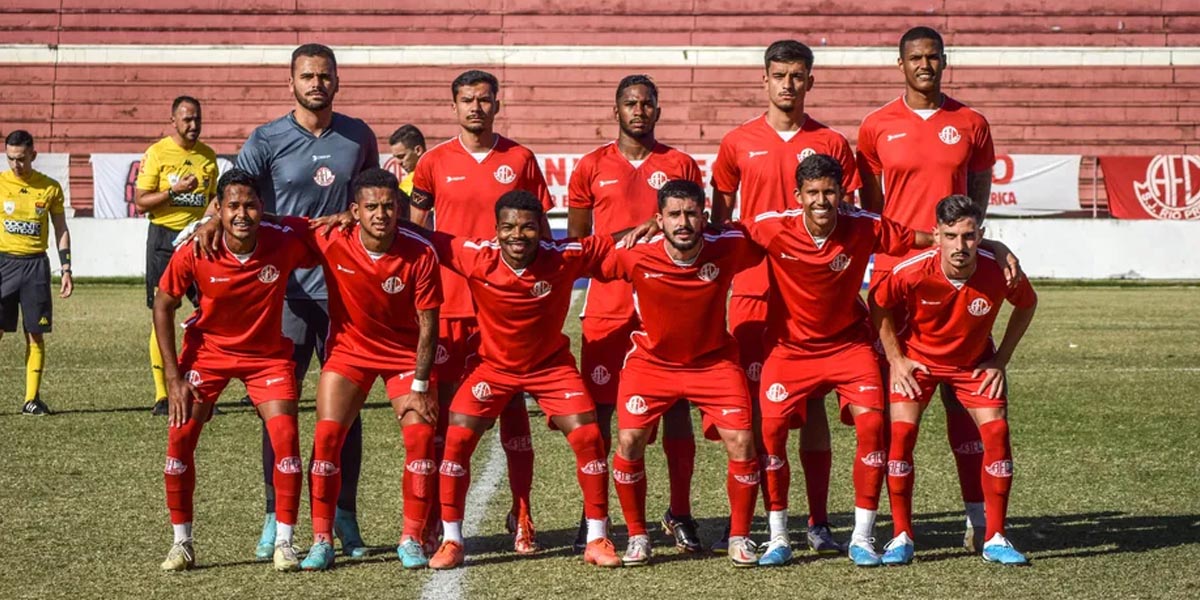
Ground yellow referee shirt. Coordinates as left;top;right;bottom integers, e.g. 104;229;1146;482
0;169;64;256
400;171;415;196
135;137;218;231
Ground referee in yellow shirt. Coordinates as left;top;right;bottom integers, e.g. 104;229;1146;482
388;124;425;203
133;96;218;416
1;130;73;415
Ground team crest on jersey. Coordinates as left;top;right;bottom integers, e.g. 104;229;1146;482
861;451;886;468
797;148;816;162
472;381;494;401
939;125;962;145
406;459;436;475
435;344;449;365
2;201;13;215
164;457;188;475
763;455;786;471
697;262;720;282
985;459;1014;477
185;370;203;386
258;265;280;284
530;280;552;298
494;164;516;184
829;253;851;272
591;365;612;385
382;276;405;294
34;201;46;216
277;456;302;474
313;166;336;187
646;171;669;190
745;361;762;382
625;395;648;416
581;460;608;475
968;297;992;317
765;383;788;403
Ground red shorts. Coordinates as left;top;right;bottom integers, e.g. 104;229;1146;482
890;362;1008;409
760;342;885;426
322;349;427;399
580;316;638;406
729;296;768;385
178;343;296;405
451;352;595;423
618;358;752;441
435;317;479;385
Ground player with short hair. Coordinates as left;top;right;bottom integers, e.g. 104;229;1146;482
601;179;761;567
1;130;73;416
424;190;620;570
135;96;219;416
409;69;548;554
709;39;861;554
153;169;316;572
567;74;704;553
870;195;1036;566
857;26;997;551
388;124;426;197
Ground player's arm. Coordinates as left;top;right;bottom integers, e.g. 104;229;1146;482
567;207;593;238
858;172;884;214
967;168;992;217
135;177;199;213
152;288;199;427
973;296;1037;399
409;189;433;227
869;286;928;399
856;122;885;213
396;305;439;424
710;189;736;224
49;207;73;298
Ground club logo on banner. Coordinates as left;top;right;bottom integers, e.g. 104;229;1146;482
1100;155;1200;220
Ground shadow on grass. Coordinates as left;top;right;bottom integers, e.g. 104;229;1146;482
25;400;396;417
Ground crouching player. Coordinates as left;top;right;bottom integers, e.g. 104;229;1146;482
300;168;442;570
870;194;1037;566
426;190;620;569
153;169;316;572
601;180;762;567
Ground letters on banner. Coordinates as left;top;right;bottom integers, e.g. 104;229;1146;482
1099;155;1200;220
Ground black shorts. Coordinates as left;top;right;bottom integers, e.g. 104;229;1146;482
146;222;198;309
0;252;52;334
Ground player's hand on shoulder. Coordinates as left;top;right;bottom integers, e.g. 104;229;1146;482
183;217;222;260
620;217;659;248
888;356;928;399
310;211;354;237
972;359;1006;399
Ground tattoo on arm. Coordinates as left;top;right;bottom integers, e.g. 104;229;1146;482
967;169;993;218
414;307;439;381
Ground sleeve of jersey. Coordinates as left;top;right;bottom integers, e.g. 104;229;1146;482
710;137;740;193
580;234;616;278
48;182;66;215
410;155;435;206
968;116;997;173
281;217;322;269
566;155;595;209
834;136;863;193
360;123;381;173
870;269;904;310
429;231;473;275
412;248;444;311
873;216;916;256
235;128;270;177
740;216;775;249
594;243;627;282
525;154;555;212
135;147;160;191
158;248;195;299
1006;275;1038;309
730;229;767;271
856;119;882;176
684;155;704;186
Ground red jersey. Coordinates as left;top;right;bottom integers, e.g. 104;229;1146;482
160;217;317;359
856;96;995;271
601;229;763;368
312;223;443;368
871;249;1037;368
411;135;553;318
569;142;703;320
745;207;915;355
710;114;861;298
430;232;612;372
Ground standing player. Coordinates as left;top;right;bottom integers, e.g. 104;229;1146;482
567;74;703;552
409;70;546;553
709;40;861;553
388;124;426;198
870;195;1036;566
1;130;73;415
236;43;379;559
424;190;619;569
857;26;997;551
135;96;219;416
153;169;314;572
601;180;761;567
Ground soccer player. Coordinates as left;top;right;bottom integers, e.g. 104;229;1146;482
601;180;761;567
388;124;426;197
235;43;380;558
135;96;219;417
870;195;1037;566
567;74;703;552
296;168;442;571
153;169;314;572
0;130;73;415
709;39;860;553
424;190;619;570
409;69;547;553
857;26;997;551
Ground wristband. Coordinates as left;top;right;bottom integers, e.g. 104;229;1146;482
410;378;430;393
59;248;71;266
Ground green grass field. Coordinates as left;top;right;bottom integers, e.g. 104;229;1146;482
1;283;1198;599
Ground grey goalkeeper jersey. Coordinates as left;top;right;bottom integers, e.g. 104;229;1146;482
236;111;379;300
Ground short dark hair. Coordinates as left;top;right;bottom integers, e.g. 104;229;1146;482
388;124;426;149
216;168;259;203
936;194;983;226
5;130;34;149
795;154;844;189
657;179;705;211
494;189;543;221
352;167;399;201
452;69;499;100
172;95;200;114
616;74;658;105
292;43;337;73
899;26;945;56
764;40;814;71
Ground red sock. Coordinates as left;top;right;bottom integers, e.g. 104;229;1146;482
439;425;481;522
427;398;451;535
800;448;832;525
164;416;206;524
612;454;647;536
265;415;301;527
402;422;436;540
565;423;608;521
662;435;695;516
945;400;985;504
309;419;349;539
760;418;791;512
727;458;759;538
979;419;1014;540
887;420;920;537
499;396;535;518
853;410;887;510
